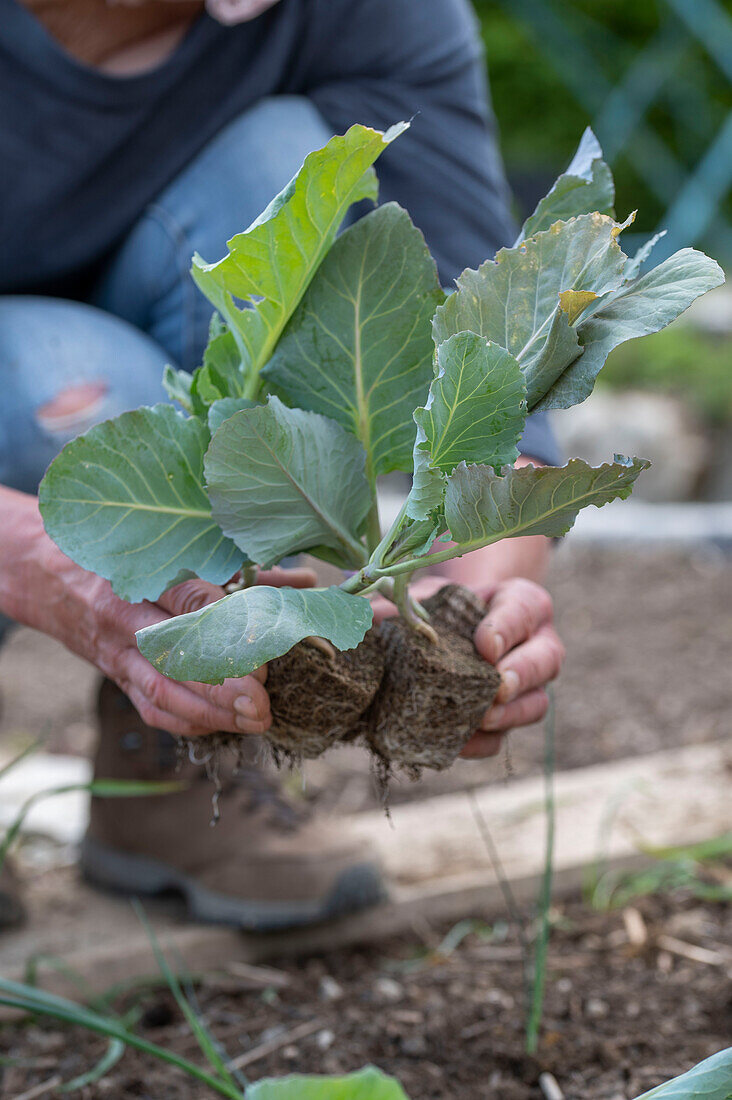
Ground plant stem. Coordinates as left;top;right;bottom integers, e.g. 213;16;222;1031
393;574;438;643
526;688;556;1055
365;496;382;557
370;498;410;568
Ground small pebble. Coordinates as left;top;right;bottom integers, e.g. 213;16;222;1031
316;1028;335;1051
319;976;344;1001
585;997;609;1019
401;1035;428;1057
374;976;404;1002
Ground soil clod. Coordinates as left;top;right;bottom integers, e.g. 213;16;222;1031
365;585;500;774
266;628;385;758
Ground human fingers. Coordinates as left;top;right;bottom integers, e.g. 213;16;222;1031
118;650;271;737
257;565;318;588
184;672;271;720
479;688;549;733
494;622;565;705
156;578;225;617
459;731;503;759
474;578;554;665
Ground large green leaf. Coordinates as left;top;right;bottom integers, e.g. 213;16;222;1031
536;247;726;411
192;123;407;399
137;585;373;683
404;423;446;522
207;397;257;435
444;456;649;549
433;213;629;408
39;405;241;604
414;333;526;473
633;1047;732;1100
204;397;370;568
263;202;444;477
516;127;615;243
245;1066;409;1100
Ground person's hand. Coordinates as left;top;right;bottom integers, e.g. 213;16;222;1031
370;574;564;759
0;491;316;738
461;577;565;758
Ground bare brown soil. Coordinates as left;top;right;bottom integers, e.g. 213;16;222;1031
266;629;384;758
1;893;729;1099
367;587;500;774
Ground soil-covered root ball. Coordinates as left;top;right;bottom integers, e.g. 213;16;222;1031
266;627;385;758
366;584;501;774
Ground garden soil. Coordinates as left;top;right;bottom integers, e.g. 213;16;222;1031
1;545;731;1097
1;894;729;1098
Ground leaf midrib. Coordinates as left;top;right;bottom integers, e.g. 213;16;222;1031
451;468;637;549
51;498;212;518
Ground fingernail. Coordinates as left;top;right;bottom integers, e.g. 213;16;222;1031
234;695;258;721
482;704;505;730
492;632;506;660
499;669;520;703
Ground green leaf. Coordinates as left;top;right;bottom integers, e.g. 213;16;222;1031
263;202;444;477
633;1047;732;1100
39;405;241;603
207;397;257;434
404;424;446;522
163;365;199;415
434;213;629;409
192;123;408;397
414;333;526;473
444;456;650;549
137;585;373;684
624;230;667;281
245;1066;410;1100
205;397;370;568
516;127;615;243
537;248;726;411
191;324;247;405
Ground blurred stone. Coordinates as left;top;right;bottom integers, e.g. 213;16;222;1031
373;976;404;1002
316;1028;335;1051
401;1034;428;1056
319;975;344;1001
553;390;710;501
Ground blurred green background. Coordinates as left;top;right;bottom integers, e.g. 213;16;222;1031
473;0;732;427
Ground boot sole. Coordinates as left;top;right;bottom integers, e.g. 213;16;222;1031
79;837;386;932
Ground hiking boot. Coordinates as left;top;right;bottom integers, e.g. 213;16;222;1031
0;858;26;930
79;679;386;931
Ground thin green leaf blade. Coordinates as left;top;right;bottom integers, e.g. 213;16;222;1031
137;585;373;683
192;123;408;395
434;213;628;409
633;1048;732;1100
516;127;615;243
246;1065;410;1099
205;398;370;567
263;202;444;476
414;333;526;473
39;405;241;603
59;1039;126;1093
445;456;650;548
537;248;725;411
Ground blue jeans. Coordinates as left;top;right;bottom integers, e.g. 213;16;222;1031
0;96;336;496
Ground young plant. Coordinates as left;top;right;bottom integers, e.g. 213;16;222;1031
40;124;724;773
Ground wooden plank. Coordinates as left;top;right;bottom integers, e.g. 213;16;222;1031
1;740;729;1004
